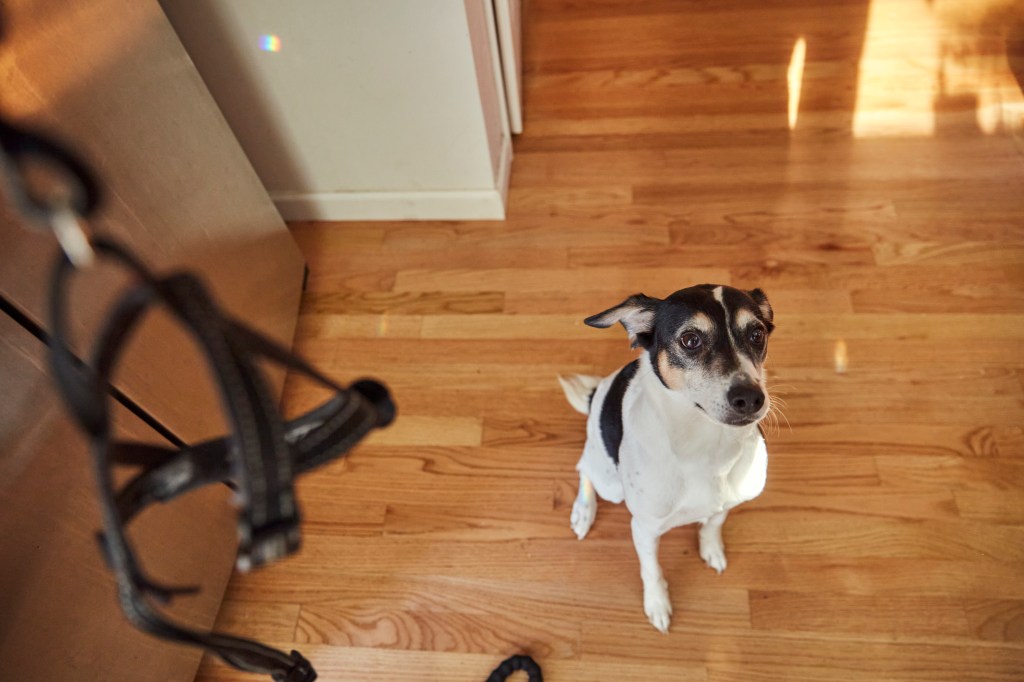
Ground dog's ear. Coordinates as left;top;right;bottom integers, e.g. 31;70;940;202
749;288;774;332
584;294;660;348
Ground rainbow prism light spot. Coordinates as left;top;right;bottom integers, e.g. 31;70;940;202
259;34;281;53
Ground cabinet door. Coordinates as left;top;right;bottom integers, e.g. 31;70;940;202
0;313;237;681
0;0;306;443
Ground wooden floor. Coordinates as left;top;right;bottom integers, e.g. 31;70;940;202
196;1;1024;680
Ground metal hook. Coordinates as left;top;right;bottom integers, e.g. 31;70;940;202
0;117;102;267
49;200;95;268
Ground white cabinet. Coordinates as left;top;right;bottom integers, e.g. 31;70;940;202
161;0;523;221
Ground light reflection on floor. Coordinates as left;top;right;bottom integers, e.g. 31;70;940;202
852;0;1024;138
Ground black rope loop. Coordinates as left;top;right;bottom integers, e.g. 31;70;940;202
487;654;544;682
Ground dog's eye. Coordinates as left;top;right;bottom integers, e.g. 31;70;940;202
680;332;703;350
750;328;765;346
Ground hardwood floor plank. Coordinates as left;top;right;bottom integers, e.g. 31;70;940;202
872;241;1024;267
296;501;387;539
210;602;300;643
286;338;628;367
393;267;731;294
301;291;505;315
955;491;1024;524
294;314;424;339
748;488;959;521
730;266;1023;297
876;455;1024;492
765;339;1024;369
767;423;1017;458
571;243;877;269
965;600;1024;643
507;287;857;314
363;415;484;447
749;591;971;638
724;509;1024;561
290;363;605;395
512;144;1022;188
758;452;882;488
373;220;671;249
680;554;1024;601
295;604;581;660
582;620;1024;681
767;313;1024;340
850;286;1024;314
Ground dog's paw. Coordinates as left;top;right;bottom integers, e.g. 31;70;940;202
699;534;728;574
570;497;596;540
643;580;673;634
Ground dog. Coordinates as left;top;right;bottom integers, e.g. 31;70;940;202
558;284;773;633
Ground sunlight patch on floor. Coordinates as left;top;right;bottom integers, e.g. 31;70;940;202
853;0;1024;138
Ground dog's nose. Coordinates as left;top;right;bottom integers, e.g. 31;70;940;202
728;383;765;415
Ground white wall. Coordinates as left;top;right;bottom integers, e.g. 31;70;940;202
160;0;512;220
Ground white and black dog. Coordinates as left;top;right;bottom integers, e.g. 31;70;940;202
559;284;773;633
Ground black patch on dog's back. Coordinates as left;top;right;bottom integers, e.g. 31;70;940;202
600;360;638;466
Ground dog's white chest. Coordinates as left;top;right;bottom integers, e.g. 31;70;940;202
619;400;768;533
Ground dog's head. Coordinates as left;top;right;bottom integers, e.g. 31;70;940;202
585;284;774;427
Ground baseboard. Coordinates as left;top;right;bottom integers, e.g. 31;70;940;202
272;188;503;221
273;138;513;221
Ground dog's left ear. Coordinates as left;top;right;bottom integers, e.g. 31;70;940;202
749;288;775;332
584;293;660;348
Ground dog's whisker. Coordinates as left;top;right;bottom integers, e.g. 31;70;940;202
766;387;787;398
768;396;792;433
765;400;777;432
761;403;780;436
766;383;796;394
761;392;788;437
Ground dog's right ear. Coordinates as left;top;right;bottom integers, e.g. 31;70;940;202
584;294;660;349
748;288;774;333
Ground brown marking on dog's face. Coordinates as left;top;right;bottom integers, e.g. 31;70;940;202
657;348;686;391
688;311;714;335
734;308;757;330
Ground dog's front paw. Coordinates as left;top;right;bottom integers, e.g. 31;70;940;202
643;580;673;634
699;534;728;574
570;496;596;540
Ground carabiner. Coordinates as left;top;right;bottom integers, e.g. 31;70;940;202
0;116;101;265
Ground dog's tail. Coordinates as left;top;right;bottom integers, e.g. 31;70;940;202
558;374;602;415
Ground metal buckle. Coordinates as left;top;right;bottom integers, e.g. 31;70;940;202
236;517;302;573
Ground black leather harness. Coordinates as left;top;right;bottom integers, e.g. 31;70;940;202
49;237;394;681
